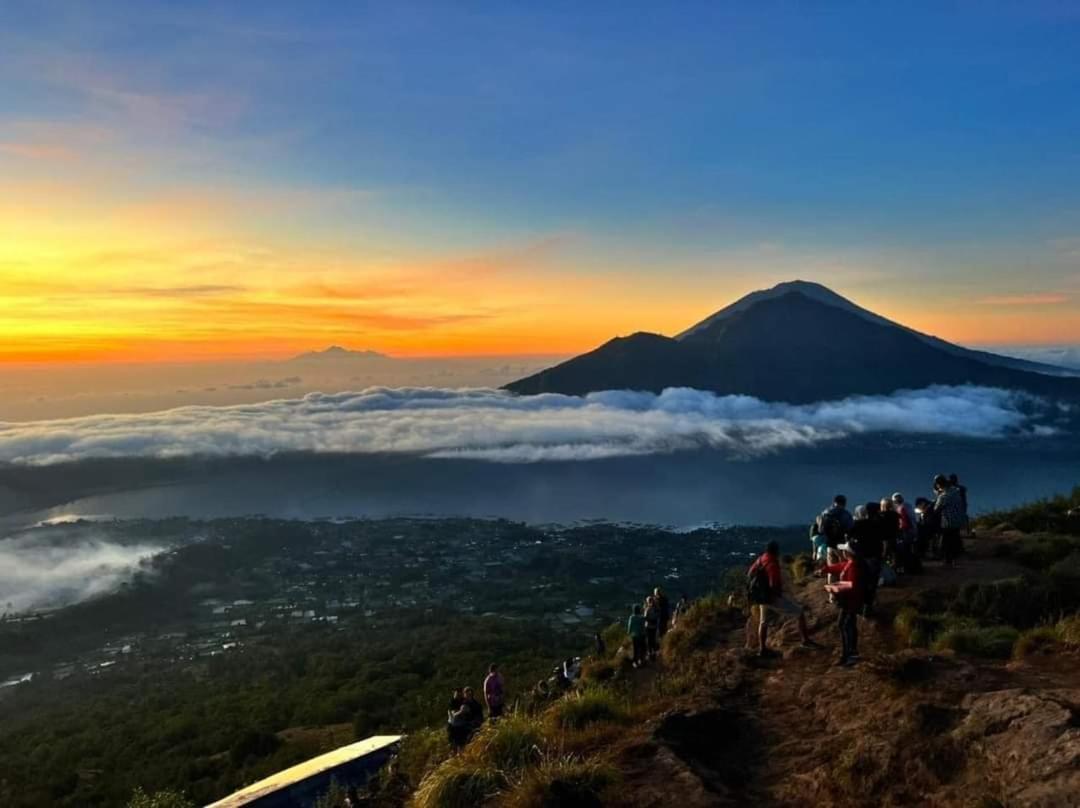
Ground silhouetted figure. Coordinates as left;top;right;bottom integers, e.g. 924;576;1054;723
627;604;646;667
654;587;671;638
483;663;505;719
643;596;660;660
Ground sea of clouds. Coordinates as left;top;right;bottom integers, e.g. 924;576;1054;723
0;385;1062;466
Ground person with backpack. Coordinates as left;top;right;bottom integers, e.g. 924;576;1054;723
817;495;854;572
816;542;867;666
626;604;646;668
746;541;817;658
847;503;884;615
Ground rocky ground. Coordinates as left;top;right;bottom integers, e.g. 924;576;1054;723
604;534;1080;808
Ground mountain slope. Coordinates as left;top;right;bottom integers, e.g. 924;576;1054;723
506;282;1080;402
677;280;1073;377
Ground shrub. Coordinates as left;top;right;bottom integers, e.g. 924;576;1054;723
468;713;546;771
975;487;1080;535
790;553;815;583
504;757;618;808
933;625;1019;659
599;621;626;658
548;688;629;731
1013;626;1061;659
893;607;943;648
949;577;1055;629
1056;615;1080;647
1003;535;1080;569
580;656;625;685
413;756;507;808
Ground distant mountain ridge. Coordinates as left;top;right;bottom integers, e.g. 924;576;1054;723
288;346;389;362
506;280;1080;402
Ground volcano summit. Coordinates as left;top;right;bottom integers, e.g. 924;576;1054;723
506;281;1080;403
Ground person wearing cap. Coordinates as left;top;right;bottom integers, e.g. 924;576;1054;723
746;540;818;658
817;542;866;666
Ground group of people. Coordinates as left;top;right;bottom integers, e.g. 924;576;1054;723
749;474;971;667
446;663;505;749
625;587;690;667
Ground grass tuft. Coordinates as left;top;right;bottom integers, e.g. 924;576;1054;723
502;756;618;808
412;756;507;808
661;594;739;663
933;625;1019;659
1057;615;1080;646
548;687;629;731
467;713;547;771
1013;626;1061;659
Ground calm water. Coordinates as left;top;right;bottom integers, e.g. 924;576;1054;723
5;434;1077;529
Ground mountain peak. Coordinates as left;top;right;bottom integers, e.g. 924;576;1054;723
506;278;1079;400
675;280;859;340
289;346;389;361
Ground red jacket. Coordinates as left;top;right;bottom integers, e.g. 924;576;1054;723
821;558;865;611
750;553;783;598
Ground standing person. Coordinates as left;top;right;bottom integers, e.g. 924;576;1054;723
654;587;671;639
483;663;505;720
879;497;901;565
949;473;970;534
847;504;884;616
892;493;918;573
447;689;468;750
746;541;817;658
627;604;646;668
817;495;854;568
461;687;484;738
914;496;937;560
934;474;966;567
817;542;866;666
672;593;691;628
643;596;660;661
594;631;606;657
809;520;829;565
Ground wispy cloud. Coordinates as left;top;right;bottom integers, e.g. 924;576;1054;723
0;385;1055;467
0;526;163;612
974;293;1068;306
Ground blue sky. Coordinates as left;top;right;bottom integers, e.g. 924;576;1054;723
1;1;1079;359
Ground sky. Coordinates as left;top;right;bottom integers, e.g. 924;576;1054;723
2;1;1080;365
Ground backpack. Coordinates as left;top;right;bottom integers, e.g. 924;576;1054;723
746;562;772;605
818;509;846;548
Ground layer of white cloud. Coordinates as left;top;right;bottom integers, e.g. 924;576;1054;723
0;385;1056;466
0;529;163;613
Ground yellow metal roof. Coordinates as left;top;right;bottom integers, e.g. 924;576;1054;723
205;735;402;808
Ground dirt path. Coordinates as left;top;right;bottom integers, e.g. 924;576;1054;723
615;535;1080;807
